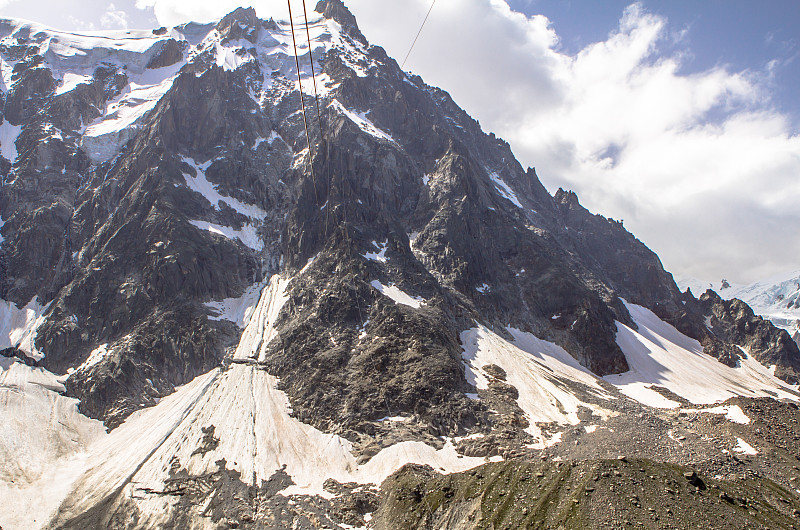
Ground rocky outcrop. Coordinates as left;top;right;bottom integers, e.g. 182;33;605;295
698;290;800;384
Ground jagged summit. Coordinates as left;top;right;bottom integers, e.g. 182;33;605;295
1;3;799;529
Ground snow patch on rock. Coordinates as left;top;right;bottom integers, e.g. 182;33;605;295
181;156;267;219
363;240;388;263
76;343;111;373
681;404;750;425
0;297;49;360
733;437;758;455
370;280;424;308
54;72;93;95
0;120;22;162
489;172;522;208
205;281;265;329
331;100;396;144
188;220;263;251
461;326;615;448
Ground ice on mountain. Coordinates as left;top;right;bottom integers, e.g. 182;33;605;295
233;274;290;361
54;72;92;95
489;172;523;208
0;55;13;93
363;240;388;263
54;274;492;522
733;437;758;455
677;270;800;330
681;404;750;425
76;343;111;373
205;281;266;328
461;326;615;448
81;74;177;163
0;297;48;360
214;39;255;71
331;100;396;144
370;280;424;308
0;360;105;530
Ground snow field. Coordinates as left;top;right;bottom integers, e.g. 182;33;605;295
0;361;105;530
461;325;615;448
0;297;48;360
606;302;799;407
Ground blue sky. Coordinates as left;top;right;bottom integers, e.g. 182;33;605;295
1;0;799;283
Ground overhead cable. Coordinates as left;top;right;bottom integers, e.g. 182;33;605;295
287;0;319;203
401;0;437;70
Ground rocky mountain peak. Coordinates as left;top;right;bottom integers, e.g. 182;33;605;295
215;6;261;44
315;0;367;45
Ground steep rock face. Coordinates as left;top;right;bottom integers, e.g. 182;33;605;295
698;291;800;384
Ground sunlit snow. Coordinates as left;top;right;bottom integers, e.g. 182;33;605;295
181;156;267;219
733;437;758;455
370;280;424;308
489;172;522;208
53;274;493;525
606;302;800;407
0;120;21;162
681;404;750;425
0;297;49;360
54;72;93;96
330;100;396;144
0;361;105;530
76;343;111;373
363;240;388;263
461;326;615;448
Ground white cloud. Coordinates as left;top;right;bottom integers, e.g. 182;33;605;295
66;15;98;31
101;3;130;29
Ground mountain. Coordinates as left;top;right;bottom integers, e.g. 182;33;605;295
678;271;800;338
1;2;799;528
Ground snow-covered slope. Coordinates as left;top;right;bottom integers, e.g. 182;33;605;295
0;359;105;530
0;297;48;360
606;302;799;408
461;326;616;447
2;280;798;528
51;274;493;525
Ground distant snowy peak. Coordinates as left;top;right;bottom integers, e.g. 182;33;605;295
677;271;800;331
